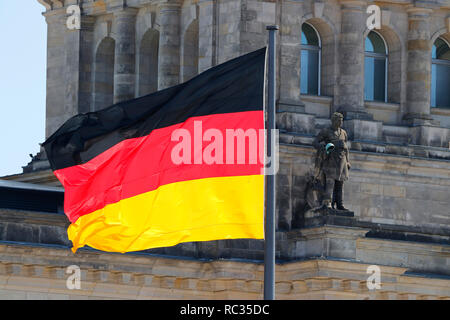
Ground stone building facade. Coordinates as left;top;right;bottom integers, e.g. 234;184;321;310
0;0;449;299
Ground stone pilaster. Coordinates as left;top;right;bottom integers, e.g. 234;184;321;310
278;0;304;110
43;10;67;138
66;16;96;115
158;0;182;90
34;8;95;172
275;0;314;141
198;0;215;73
403;6;434;125
113;8;138;104
335;0;370;120
239;0;275;55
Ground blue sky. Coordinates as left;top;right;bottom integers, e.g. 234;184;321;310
0;2;47;176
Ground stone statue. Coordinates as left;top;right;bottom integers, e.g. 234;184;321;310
307;112;351;210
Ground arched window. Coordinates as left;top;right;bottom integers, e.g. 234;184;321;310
431;37;450;108
301;23;321;96
364;31;387;102
93;37;115;111
138;29;159;96
182;19;199;82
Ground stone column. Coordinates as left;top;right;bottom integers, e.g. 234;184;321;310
158;0;181;89
43;10;67;138
276;0;318;138
113;8;138;104
335;0;385;141
71;16;95;115
198;0;215;73
335;0;370;120
33;4;95;172
403;6;434;125
26;8;67;173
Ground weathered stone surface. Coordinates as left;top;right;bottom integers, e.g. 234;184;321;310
277;112;316;135
344;119;383;142
0;242;449;299
334;1;366;115
26;0;450;173
158;1;181;89
404;7;434;123
13;0;450;300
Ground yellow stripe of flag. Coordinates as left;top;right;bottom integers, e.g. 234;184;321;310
68;175;264;253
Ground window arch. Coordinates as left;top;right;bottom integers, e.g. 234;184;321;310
364;31;388;102
301;22;321;96
431;37;450;108
93;37;115;111
182;19;199;82
138;29;159;96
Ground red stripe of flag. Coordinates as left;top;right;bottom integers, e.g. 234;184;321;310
56;111;264;223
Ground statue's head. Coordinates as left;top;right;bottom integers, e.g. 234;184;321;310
331;112;344;129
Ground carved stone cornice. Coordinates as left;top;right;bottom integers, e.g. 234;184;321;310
37;0;52;10
157;0;182;10
37;0;64;11
106;0;140;13
413;0;450;10
0;242;449;299
406;5;434;16
111;6;140;17
339;0;368;10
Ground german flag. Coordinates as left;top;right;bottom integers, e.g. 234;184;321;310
42;48;266;253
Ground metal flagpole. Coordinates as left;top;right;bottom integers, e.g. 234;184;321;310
264;25;278;300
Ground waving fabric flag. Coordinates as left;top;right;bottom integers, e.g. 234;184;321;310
42;48;266;253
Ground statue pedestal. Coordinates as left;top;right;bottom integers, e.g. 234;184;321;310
303;206;354;228
305;207;354;218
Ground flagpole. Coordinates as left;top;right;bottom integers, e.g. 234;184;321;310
264;25;278;300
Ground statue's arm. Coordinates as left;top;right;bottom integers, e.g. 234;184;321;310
344;130;351;167
313;129;327;150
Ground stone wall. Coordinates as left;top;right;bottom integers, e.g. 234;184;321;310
0;242;449;299
37;0;450;141
2;145;450;275
277;143;450;232
12;0;450;299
